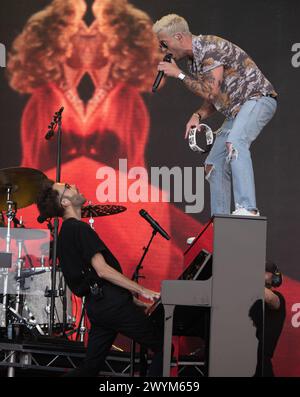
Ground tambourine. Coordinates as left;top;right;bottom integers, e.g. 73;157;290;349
188;124;214;153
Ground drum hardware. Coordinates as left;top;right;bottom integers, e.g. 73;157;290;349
14;239;25;316
0;167;47;377
85;202;95;230
45;107;77;336
43;107;65;336
39;253;47;266
7;306;45;337
74;296;87;342
65;210;91;343
1;189;17;330
78;297;87;342
129;209;170;376
44;284;65;298
65;297;86;342
16;268;47;291
2;235;48;376
17;268;47;280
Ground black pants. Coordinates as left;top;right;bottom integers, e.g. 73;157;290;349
65;285;163;377
254;356;274;377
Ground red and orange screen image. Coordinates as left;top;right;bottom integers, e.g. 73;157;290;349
6;0;212;343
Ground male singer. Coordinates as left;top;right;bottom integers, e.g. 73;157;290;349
37;180;163;377
153;14;277;216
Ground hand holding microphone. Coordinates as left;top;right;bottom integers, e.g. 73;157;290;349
152;53;173;92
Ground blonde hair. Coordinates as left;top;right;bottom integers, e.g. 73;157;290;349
153;14;191;36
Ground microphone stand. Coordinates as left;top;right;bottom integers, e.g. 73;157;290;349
44;107;63;336
130;229;157;377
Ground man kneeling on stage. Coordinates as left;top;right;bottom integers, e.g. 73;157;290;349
37;180;163;377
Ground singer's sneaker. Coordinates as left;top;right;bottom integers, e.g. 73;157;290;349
232;208;260;216
186;237;196;245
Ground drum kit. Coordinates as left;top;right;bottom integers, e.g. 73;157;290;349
0;166;127;339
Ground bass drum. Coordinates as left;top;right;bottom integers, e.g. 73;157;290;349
21;267;74;333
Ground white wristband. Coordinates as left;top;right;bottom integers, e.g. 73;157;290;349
178;72;186;81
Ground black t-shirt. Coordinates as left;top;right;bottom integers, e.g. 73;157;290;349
264;290;286;358
251;291;286;376
57;217;123;297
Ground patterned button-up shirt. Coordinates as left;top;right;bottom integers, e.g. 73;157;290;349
188;35;277;118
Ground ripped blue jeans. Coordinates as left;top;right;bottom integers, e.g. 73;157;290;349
205;96;277;215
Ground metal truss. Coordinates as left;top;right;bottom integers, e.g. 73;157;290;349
0;341;206;377
0;341;147;376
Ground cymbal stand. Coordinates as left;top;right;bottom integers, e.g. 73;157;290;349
14;238;24;317
76;296;86;342
76;214;94;342
68;213;93;342
6;237;26;378
2;186;18;377
87;201;95;230
1;186;16;327
88;217;95;230
130;229;158;376
44;107;64;335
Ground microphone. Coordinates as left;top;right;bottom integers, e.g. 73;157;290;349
152;53;173;93
139;209;170;240
45;107;64;140
45;127;55;141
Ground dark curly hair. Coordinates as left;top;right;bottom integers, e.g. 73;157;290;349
36;179;64;219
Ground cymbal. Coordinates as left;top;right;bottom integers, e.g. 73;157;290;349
81;204;127;218
0;227;48;241
0;167;47;210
